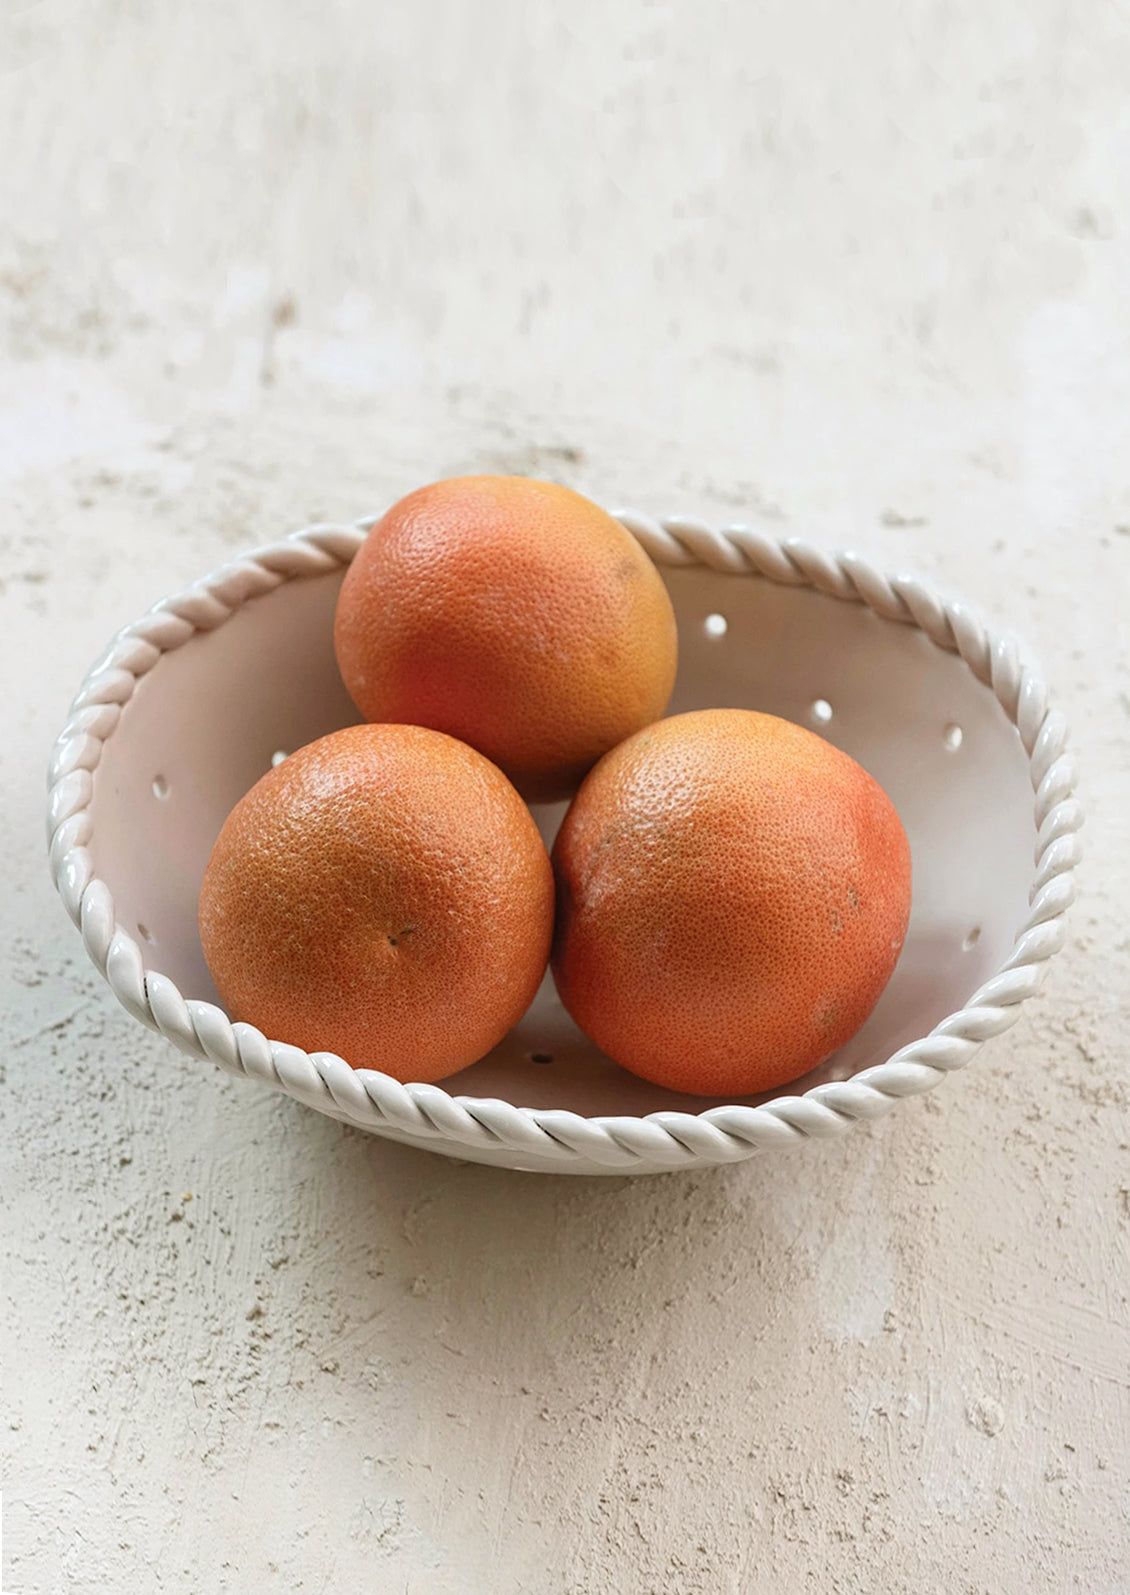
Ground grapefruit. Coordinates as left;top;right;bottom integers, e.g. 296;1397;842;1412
333;475;678;802
551;708;912;1097
198;723;554;1082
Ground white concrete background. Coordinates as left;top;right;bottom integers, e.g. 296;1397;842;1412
3;1;1129;1590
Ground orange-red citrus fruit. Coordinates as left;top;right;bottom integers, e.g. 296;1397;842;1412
333;475;678;802
551;708;912;1097
198;723;554;1082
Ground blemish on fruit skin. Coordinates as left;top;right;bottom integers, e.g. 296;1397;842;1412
848;885;861;913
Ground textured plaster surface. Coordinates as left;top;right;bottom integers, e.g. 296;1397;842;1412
2;2;1129;1590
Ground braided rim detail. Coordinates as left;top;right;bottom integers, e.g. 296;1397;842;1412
46;514;1082;1172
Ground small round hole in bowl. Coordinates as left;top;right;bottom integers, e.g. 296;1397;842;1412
151;775;169;799
137;922;155;944
810;698;833;725
270;750;288;767
962;925;982;951
528;1052;555;1065
943;723;964;752
703;613;728;639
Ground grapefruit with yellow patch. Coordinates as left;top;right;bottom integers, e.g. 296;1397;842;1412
333;475;678;802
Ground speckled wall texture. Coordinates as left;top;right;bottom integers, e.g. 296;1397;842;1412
3;2;1129;1590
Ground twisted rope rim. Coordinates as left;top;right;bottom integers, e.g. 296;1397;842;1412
46;512;1082;1172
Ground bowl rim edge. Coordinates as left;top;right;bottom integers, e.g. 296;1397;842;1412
45;508;1083;1173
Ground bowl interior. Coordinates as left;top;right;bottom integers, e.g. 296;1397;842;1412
89;562;1036;1114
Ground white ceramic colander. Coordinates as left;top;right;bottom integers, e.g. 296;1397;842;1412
46;510;1081;1175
